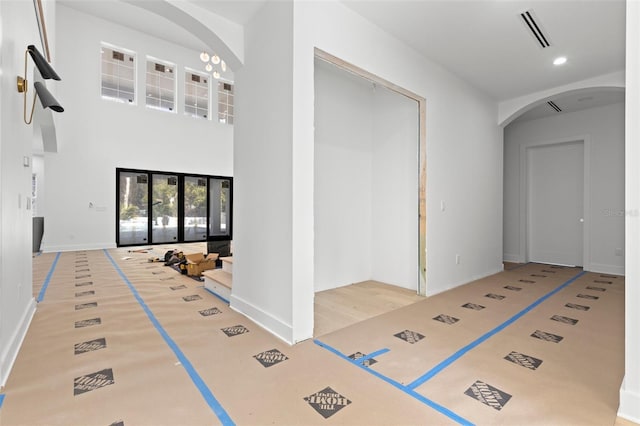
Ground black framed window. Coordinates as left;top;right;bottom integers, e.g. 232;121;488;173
116;168;232;247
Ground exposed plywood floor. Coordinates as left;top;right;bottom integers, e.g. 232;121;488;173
314;280;424;337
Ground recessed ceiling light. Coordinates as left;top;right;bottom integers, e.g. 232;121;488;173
553;56;567;66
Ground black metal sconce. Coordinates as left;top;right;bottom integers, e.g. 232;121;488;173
16;44;63;124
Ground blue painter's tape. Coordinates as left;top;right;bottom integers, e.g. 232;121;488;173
407;270;587;390
104;250;235;426
201;286;231;305
37;252;61;302
0;393;5;408
314;340;474;426
358;348;390;363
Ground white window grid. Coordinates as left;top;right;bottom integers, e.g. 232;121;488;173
146;57;176;113
101;44;136;104
218;81;234;125
185;70;209;119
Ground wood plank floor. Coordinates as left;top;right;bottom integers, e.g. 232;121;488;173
314;280;424;336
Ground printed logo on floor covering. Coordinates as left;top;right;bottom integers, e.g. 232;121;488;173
304;386;351;419
109;421;124;426
541;270;556;273
348;352;378;367
593;280;612;284
530;274;546;278
75;290;95;297
433;314;460;325
462;303;486;310
170;285;187;290
254;349;289;367
585;286;606;292
485;293;505;300
75;268;90;272
160;277;175;281
152;271;165;275
75;338;107;355
549;265;565;269
464;380;511;411
551;315;578;325
75;302;97;310
504;351;543;370
504;285;522;291
182;295;202;302
600;274;618;279
75;318;101;328
221;325;249;337
519;279;535;283
577;294;599;300
531;330;563;343
199;307;222;316
76;274;91;279
73;368;114;396
565;302;590;311
75;281;93;287
394;329;425;344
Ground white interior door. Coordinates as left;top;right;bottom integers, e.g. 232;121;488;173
527;141;584;266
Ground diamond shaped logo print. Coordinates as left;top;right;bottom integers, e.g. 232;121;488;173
531;330;564;343
254;349;289;368
551;315;578;325
464;380;512;411
541;269;556;273
170;284;187;290
504;351;543;370
304;387;352;419
433;314;460;325
75;281;93;287
394;329;425;344
74;368;115;396
519;279;535;283
594;279;613;284
504;285;522;291
75;338;107;355
221;325;249;337
485;293;505;300
462;303;485;311
565;302;590;311
75;318;101;328
75;290;95;297
348;352;378;367
75;274;91;279
199;307;222;317
577;293;599;300
530;274;546;278
585;286;606;292
182;295;202;302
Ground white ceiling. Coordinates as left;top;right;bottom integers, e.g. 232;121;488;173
61;0;626;119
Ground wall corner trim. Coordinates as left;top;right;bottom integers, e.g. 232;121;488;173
0;298;37;387
230;295;295;345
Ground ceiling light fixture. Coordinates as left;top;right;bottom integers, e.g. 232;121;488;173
221;60;227;72
205;63;213;72
200;51;210;62
211;55;220;65
553;56;567;66
16;44;63;125
213;71;220;79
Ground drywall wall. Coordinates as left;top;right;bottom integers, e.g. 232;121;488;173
0;0;52;387
41;5;233;251
619;1;640;421
231;0;295;342
314;59;374;292
503;102;625;274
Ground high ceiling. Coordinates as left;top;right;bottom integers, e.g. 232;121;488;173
62;0;626;121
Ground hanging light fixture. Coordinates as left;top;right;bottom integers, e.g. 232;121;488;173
213;71;220;79
211;54;220;65
220;60;227;72
200;51;210;62
205;63;213;72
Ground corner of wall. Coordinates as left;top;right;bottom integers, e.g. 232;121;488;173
230;294;295;345
0;298;36;387
619;379;640;424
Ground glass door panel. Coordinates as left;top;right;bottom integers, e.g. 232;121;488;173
209;177;232;238
118;172;149;245
184;176;207;241
152;173;178;243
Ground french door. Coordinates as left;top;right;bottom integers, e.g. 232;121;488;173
116;168;232;247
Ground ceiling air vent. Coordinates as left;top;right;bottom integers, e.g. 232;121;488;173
520;9;551;48
547;101;562;112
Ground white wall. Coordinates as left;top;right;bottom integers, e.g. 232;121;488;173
314;60;374;292
619;0;640;421
232;0;295;342
42;5;234;251
503;102;625;274
0;0;53;387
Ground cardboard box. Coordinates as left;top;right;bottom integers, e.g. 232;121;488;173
184;253;219;276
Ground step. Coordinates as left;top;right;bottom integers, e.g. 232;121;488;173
220;256;233;274
203;269;232;301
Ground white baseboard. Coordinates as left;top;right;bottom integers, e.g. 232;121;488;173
619;380;640;423
230;294;293;345
587;262;625;276
0;298;36;388
41;242;117;252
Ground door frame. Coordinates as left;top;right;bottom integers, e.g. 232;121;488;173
314;48;427;295
518;136;591;269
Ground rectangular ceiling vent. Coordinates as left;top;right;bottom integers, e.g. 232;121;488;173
547;101;562;112
520;9;551;48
